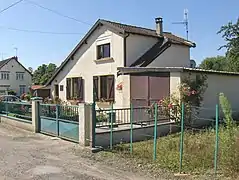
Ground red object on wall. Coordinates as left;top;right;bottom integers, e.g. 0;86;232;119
116;83;123;90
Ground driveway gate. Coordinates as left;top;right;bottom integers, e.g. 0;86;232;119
39;104;79;143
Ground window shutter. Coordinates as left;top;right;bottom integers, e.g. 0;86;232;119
66;78;71;100
93;76;99;101
107;76;114;101
78;77;84;101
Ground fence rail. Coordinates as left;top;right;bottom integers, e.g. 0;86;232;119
0;101;32;121
95;105;178;127
40;104;79;122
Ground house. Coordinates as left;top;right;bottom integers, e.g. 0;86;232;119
0;56;32;96
45;17;196;108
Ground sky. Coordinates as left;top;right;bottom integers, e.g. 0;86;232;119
0;0;238;70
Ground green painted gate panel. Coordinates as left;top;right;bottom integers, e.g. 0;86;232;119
40;117;57;135
59;120;79;142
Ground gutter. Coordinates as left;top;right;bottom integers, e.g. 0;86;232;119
123;32;130;67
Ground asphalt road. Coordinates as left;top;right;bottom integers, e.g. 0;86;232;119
0;123;151;180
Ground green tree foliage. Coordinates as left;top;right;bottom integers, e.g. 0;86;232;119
32;63;57;85
200;18;239;72
199;56;226;71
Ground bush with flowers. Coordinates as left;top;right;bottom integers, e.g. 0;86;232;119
147;73;208;125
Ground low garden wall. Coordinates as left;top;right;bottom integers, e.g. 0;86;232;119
95;121;179;147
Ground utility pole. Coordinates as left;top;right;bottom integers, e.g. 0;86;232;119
172;9;189;40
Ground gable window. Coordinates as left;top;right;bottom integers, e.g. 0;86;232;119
19;85;26;95
97;43;110;59
93;75;114;102
66;77;84;101
16;72;24;80
0;72;10;80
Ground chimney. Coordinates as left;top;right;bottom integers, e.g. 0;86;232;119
155;17;163;36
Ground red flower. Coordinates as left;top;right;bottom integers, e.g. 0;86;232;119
158;99;163;105
168;103;173;109
187;91;191;96
191;90;197;95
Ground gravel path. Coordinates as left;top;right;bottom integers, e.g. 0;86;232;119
0;124;152;180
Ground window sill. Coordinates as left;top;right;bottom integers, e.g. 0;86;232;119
94;57;114;63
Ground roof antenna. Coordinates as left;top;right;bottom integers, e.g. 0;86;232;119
172;9;189;40
14;47;18;57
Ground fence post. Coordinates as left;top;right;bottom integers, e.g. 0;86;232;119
31;97;43;133
91;102;96;148
79;103;92;146
179;103;185;173
153;103;158;161
110;103;113;150
5;101;8;116
56;104;59;136
130;103;133;154
214;104;219;176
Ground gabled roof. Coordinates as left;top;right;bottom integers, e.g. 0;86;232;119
46;18;196;86
0;56;32;76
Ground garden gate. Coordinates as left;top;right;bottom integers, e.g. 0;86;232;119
39;104;79;143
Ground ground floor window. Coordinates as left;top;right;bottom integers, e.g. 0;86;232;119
66;77;84;101
93;75;114;102
19;85;26;95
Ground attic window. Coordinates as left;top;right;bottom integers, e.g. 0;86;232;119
97;43;110;59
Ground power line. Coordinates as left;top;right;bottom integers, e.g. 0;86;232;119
0;0;24;15
0;25;84;35
24;0;92;26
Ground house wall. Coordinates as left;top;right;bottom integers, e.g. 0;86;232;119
126;34;158;66
170;71;239;127
148;44;190;67
50;25;127;108
0;59;32;96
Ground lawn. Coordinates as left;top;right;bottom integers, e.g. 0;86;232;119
112;126;239;178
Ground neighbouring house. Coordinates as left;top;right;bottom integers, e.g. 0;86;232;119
45;17;195;108
0;56;32;96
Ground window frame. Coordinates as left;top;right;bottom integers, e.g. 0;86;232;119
93;75;115;102
96;43;111;60
66;77;84;101
16;72;24;81
19;85;26;95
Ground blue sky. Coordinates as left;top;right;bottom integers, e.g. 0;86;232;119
0;0;238;69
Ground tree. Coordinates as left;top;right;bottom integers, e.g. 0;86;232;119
32;63;57;85
218;17;239;59
199;56;227;71
218;18;239;72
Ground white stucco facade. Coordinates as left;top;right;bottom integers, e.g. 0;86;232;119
0;58;32;96
50;26;127;107
126;34;158;66
148;44;190;67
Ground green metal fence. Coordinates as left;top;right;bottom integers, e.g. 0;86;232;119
96;102;237;177
40;104;79;143
0;101;32;122
95;105;177;128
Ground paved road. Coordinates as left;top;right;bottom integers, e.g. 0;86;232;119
0;124;151;180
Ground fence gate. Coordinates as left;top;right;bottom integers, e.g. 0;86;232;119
39;104;79;143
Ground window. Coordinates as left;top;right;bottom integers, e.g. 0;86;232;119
60;85;64;91
19;85;26;95
93;75;114;102
97;43;110;59
54;84;59;97
66;77;84;101
16;72;24;80
0;72;10;80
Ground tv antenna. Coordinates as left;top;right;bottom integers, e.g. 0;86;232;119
172;9;189;40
